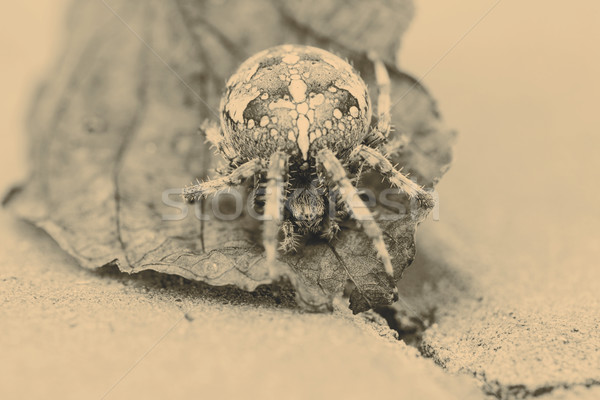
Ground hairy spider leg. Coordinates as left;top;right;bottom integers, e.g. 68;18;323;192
320;216;340;241
279;220;298;252
361;55;392;148
182;159;262;202
201;120;239;164
318;176;346;241
370;53;392;138
317;149;397;288
263;151;288;275
350;145;434;208
248;177;264;214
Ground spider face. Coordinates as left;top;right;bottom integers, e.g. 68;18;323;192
184;44;433;290
220;45;372;161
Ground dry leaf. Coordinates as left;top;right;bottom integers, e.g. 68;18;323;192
4;0;454;312
276;0;414;65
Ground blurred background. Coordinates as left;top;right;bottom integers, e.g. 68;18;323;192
1;0;599;282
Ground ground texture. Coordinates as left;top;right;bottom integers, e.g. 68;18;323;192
2;196;598;399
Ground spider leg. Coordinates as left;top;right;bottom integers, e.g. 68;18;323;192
199;120;240;173
368;52;392;138
202;120;221;149
182;158;261;202
317;149;397;285
320;217;340;241
263;151;289;275
350;145;434;208
279;220;299;252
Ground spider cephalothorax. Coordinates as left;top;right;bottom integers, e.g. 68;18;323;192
183;44;433;288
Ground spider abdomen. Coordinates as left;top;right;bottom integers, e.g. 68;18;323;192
220;45;372;162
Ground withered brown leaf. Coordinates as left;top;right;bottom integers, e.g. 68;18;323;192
4;0;454;312
276;0;414;65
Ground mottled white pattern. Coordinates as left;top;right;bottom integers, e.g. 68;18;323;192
226;87;260;123
282;54;300;64
222;45;371;161
297;115;310;159
289;79;307;103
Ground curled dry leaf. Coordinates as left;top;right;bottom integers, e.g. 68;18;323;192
276;0;414;66
4;0;455;313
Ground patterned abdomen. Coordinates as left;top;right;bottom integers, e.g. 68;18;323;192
220;45;372;161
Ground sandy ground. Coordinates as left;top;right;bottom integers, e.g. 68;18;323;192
0;212;484;400
2;1;600;399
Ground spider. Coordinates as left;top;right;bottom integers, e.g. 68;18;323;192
183;44;433;286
